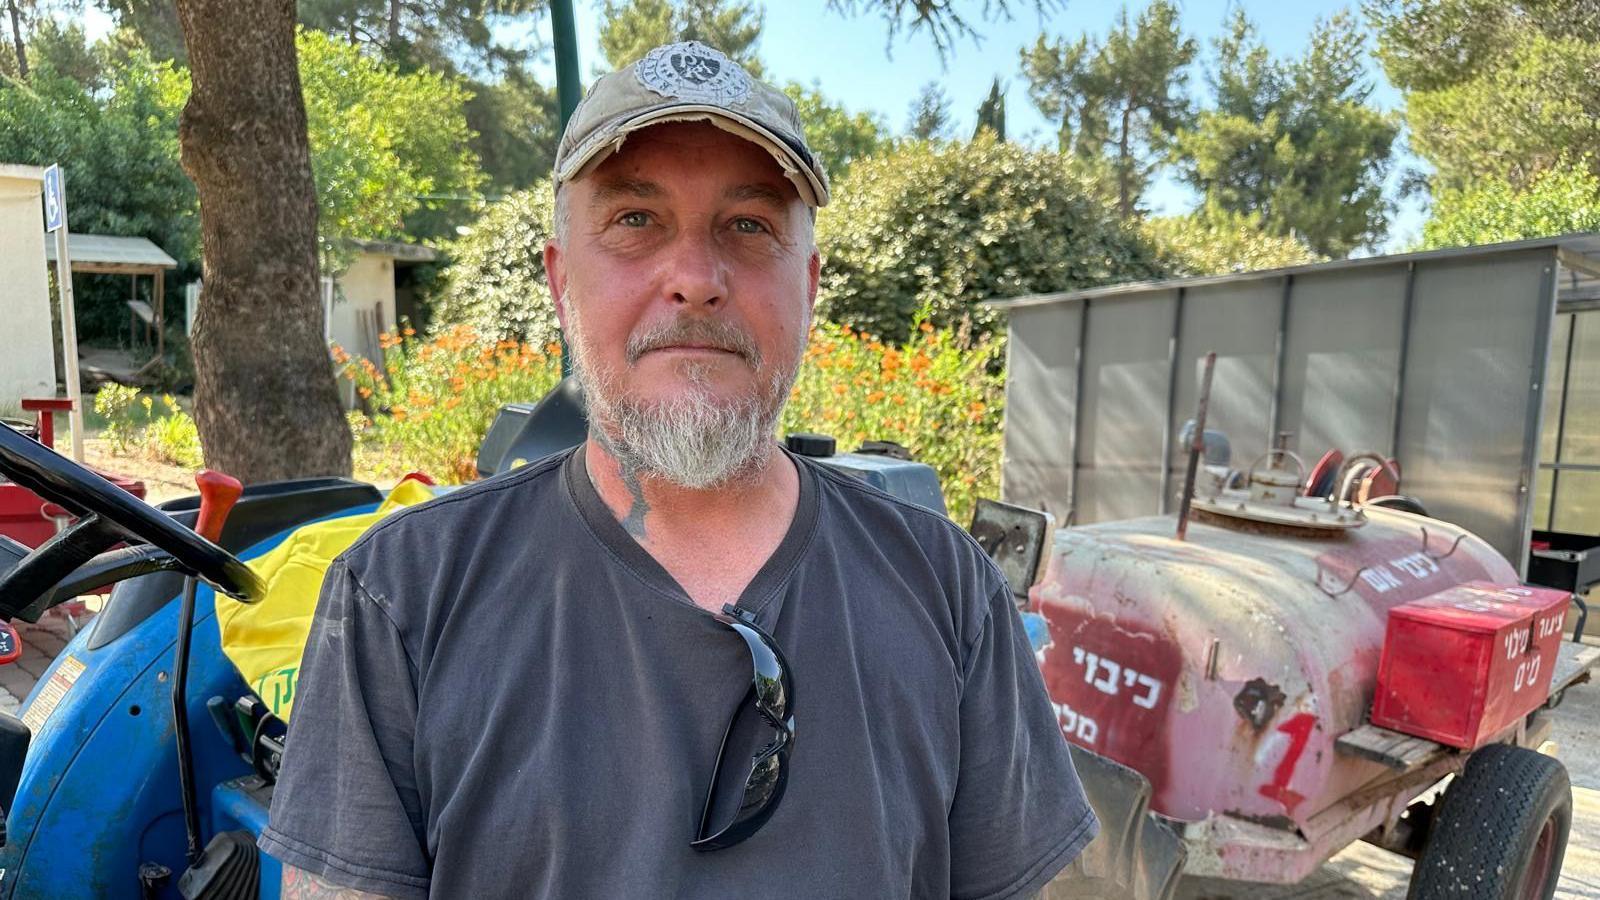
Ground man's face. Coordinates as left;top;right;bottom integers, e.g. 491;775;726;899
545;121;821;486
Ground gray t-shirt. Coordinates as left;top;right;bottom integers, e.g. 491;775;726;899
260;447;1096;899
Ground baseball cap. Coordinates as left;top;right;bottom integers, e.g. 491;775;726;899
553;41;831;208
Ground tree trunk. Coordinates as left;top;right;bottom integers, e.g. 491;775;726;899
174;0;352;483
6;0;27;80
388;0;402;52
1117;99;1133;220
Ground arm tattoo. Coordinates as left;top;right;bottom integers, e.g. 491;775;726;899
281;865;396;900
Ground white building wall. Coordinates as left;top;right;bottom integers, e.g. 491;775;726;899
0;165;57;412
327;251;398;409
327;252;396;364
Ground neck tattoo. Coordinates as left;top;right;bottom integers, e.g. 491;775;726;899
591;428;651;540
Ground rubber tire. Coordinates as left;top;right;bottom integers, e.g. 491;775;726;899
1409;744;1571;899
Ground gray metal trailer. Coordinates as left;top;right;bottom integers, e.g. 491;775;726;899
989;233;1600;591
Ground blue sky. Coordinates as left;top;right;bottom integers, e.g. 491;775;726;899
526;1;1427;251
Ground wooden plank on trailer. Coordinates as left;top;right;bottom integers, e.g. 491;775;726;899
1553;642;1600;694
1335;723;1445;772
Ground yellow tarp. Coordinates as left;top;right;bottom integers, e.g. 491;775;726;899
216;478;434;721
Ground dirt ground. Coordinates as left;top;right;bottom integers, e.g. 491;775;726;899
81;437;196;505
80;438;397;506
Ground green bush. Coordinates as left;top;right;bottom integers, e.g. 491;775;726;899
339;325;565;483
1422;159;1600;250
1142;207;1321;276
93;384;145;454
781;320;1004;526
142;395;203;468
90;386;203;468
815;133;1164;340
431;183;559;343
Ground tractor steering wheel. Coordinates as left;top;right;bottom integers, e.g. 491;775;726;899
0;423;260;617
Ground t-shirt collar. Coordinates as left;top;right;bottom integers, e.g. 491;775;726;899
562;442;819;624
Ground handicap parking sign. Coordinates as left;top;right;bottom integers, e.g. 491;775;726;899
43;164;65;232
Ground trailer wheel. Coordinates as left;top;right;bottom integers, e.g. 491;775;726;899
1408;744;1570;900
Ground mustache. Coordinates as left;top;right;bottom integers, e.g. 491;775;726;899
625;316;761;366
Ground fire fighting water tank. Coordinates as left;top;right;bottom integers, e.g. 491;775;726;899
1029;498;1518;828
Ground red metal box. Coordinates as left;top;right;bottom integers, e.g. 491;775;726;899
1371;581;1570;749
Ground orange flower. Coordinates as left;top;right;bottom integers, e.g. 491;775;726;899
832;383;847;396
403;326;416;337
866;390;887;403
919;321;935;334
358;386;373;399
391;407;408;422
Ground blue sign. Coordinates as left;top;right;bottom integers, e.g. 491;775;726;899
43;163;65;232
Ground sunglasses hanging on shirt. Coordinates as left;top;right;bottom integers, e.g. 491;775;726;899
691;605;796;851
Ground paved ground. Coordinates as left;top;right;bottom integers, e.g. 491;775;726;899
0;614;81;716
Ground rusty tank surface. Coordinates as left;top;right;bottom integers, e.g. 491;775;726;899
1028;456;1520;880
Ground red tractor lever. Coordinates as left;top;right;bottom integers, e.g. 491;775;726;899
193;470;243;543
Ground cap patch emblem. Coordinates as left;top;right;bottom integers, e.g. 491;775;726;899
636;41;752;106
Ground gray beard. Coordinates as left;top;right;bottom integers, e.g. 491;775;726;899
565;299;800;489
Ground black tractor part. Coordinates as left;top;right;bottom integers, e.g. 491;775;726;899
1045;745;1185;899
176;830;259;899
476;377;588;477
1408;744;1571;900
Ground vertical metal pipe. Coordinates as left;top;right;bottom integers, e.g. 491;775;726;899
1390;262;1417;458
51;229;84;460
1158;288;1185;515
551;0;580;376
1176;352;1217;541
172;576;202;865
552;0;582;128
1548;312;1578;530
1267;275;1293;445
1068;299;1090;525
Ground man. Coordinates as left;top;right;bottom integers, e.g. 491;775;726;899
262;40;1096;899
